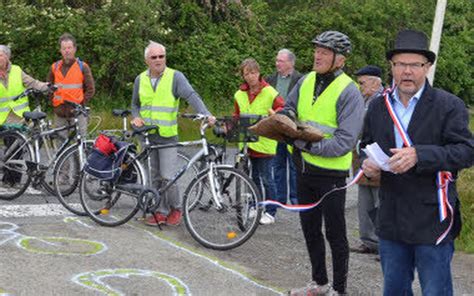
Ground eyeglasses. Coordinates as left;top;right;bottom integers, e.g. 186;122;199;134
150;54;166;60
391;61;429;70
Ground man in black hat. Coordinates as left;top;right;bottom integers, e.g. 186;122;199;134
360;29;473;295
350;65;384;256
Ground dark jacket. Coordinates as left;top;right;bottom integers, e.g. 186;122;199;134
266;70;302;98
360;82;474;244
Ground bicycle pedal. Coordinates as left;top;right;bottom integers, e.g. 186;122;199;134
37;164;49;171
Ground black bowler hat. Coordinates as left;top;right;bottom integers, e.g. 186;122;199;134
355;65;382;78
386;29;436;63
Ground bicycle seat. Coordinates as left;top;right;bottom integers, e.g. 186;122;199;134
23;111;47;121
112;109;131;117
132;125;158;135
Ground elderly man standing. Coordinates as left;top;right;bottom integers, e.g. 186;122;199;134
48;33;95;138
131;41;215;227
0;44;51;191
361;29;473;295
350;65;384;255
285;31;365;295
266;49;302;212
0;45;50;124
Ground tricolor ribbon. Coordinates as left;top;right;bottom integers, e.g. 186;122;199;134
383;87;453;245
259;170;365;212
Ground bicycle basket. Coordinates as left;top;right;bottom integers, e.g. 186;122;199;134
219;116;260;143
84;141;130;182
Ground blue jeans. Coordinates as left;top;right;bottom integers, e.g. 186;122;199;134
379;239;454;296
272;142;297;206
250;157;277;216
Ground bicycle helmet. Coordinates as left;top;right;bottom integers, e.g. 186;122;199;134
312;31;352;55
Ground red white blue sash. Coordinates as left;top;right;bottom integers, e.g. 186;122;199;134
383;87;453;245
259;170;365;212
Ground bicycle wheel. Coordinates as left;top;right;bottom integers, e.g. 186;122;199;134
79;153;146;227
176;151;205;206
0;130;33;200
40;132;67;196
183;165;262;250
53;140;94;216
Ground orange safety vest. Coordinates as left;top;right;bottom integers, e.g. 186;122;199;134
51;58;85;107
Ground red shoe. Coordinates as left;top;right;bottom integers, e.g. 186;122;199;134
166;209;182;226
145;213;167;226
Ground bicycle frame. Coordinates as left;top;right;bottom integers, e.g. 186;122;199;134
121;117;229;211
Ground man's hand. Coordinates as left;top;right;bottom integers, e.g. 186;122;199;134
207;115;216;127
362;158;381;179
131;117;145;127
388;147;418;174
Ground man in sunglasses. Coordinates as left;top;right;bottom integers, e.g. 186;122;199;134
131;41;216;227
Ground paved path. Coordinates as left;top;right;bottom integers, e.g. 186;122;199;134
1;185;473;295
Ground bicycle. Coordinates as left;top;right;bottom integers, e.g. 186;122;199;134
0;88;89;201
53;108;203;216
52;109;131;216
79;114;262;250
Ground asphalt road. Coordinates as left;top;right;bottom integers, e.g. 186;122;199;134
1;181;473;295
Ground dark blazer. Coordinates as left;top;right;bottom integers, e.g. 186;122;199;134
266;70;302;97
360;82;474;244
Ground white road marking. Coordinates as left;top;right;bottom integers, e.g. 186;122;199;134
0;204;76;217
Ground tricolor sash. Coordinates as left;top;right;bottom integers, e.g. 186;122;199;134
383;86;453;245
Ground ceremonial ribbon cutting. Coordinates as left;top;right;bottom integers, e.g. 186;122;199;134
259;169;365;212
260;85;455;246
383;86;454;245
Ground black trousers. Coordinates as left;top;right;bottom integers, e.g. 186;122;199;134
297;173;349;294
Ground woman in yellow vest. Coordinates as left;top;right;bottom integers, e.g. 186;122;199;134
233;58;285;225
0;44;51;190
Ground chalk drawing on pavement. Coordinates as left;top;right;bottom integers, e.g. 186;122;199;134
72;269;191;296
134;225;283;295
63;216;93;228
0;221;106;256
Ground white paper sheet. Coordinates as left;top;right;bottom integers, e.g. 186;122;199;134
362;142;392;172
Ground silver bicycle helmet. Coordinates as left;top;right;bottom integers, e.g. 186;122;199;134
312;31;352;55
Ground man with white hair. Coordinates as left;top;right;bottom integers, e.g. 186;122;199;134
265;49;302;223
0;44;50;125
131;41;215;227
0;44;50;190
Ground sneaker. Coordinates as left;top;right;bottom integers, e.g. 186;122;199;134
145;213;167;226
25;186;43;195
166;209;182;226
259;212;275;225
289;282;332;296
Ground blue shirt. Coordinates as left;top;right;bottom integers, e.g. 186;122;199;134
391;84;425;148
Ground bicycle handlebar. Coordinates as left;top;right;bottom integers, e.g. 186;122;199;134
180;113;209;121
63;100;89;117
12;88;42;101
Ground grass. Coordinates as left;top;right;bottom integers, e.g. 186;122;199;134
88;109;227;143
456;112;474;253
